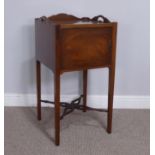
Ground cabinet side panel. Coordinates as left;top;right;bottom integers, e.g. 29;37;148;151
35;19;55;71
60;27;113;71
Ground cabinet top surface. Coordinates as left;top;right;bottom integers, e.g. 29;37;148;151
50;20;111;25
51;20;116;27
36;13;117;27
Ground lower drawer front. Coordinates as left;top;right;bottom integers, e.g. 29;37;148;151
61;28;112;71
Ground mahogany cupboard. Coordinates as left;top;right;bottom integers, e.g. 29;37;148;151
35;13;117;145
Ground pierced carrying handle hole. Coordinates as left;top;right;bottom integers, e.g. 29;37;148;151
98;17;104;22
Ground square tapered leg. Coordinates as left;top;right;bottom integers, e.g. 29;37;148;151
83;70;88;112
36;60;41;120
107;67;115;133
54;73;61;145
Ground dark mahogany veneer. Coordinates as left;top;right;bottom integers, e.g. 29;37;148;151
35;13;117;146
